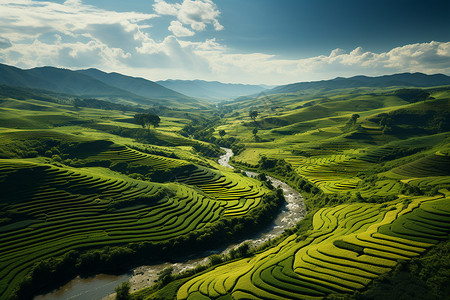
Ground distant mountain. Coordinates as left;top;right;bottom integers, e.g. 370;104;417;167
0;63;204;108
77;69;190;101
157;79;269;101
0;63;137;97
267;73;450;95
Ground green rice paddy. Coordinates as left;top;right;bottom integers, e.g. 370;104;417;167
176;195;450;299
138;85;450;299
0;152;270;299
1;83;449;299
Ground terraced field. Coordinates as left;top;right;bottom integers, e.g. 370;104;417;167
405;176;450;189
358;179;403;198
176;194;450;299
176;168;266;217
0;156;270;299
131;85;450;300
85;144;189;171
83;143;267;217
387;153;450;179
1;73;449;300
294;154;372;194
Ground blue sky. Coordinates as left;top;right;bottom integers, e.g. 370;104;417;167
0;0;449;84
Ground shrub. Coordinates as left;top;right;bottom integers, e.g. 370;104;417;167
208;254;223;266
115;282;131;300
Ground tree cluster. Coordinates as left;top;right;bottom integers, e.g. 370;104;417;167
73;98;141;112
134;113;161;130
394;89;430;103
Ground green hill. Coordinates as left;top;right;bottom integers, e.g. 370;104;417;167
266;73;450;95
0;71;449;300
77;69;201;104
173;196;449;300
0;63;206;108
136;83;450;300
0;89;284;299
157;79;268;101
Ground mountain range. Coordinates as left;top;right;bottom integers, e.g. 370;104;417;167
157;79;270;101
0;63;203;108
0;62;449;107
266;72;450;95
77;69;188;101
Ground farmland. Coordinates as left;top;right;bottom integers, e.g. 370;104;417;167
0;77;449;300
176;195;450;300
0;0;449;296
139;85;450;299
0;152;275;299
0;92;281;299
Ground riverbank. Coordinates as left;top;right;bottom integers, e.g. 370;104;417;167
117;148;306;296
34;148;305;300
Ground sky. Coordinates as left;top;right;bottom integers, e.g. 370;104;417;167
0;0;449;85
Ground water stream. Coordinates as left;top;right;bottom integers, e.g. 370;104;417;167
35;148;305;300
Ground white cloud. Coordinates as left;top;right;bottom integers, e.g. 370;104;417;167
183;41;450;84
0;0;158;69
0;1;448;85
303;41;450;76
153;0;223;33
64;0;82;6
0;37;11;49
0;0;157;41
153;0;178;15
168;21;194;37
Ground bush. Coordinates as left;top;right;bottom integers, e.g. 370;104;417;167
208;254;223;266
115;282;131;300
51;154;62;162
156;267;174;287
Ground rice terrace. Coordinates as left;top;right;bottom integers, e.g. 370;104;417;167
0;1;449;300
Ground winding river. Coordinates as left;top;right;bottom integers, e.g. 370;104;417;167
35;148;305;300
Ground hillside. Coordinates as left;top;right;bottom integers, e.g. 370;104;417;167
77;69;195;102
266;73;450;95
0;72;449;300
174;196;449;300
0;89;284;300
138;83;450;300
157;79;268;101
0;63;136;98
0;63;206;108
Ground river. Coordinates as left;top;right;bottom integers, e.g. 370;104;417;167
35;148;305;300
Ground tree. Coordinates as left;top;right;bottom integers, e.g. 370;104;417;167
73;98;81;111
208;254;223;266
249;110;258;122
134;113;161;131
350;114;360;125
115;282;130;300
252;128;258;136
157;267;174;287
378;113;394;134
344;113;361;132
236;243;250;257
219;130;227;138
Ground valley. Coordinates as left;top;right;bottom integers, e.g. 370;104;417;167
35;148;305;300
0;66;449;300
